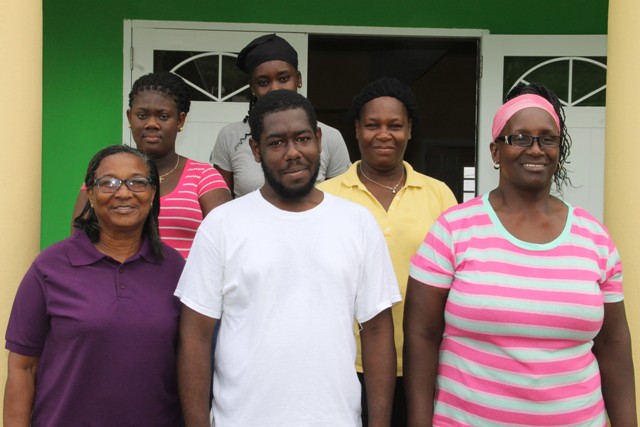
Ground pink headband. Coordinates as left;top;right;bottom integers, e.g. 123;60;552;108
491;94;560;141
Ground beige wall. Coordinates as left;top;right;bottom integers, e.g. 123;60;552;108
607;0;640;417
0;0;42;410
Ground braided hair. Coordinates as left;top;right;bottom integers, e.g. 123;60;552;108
129;72;191;114
504;82;572;192
243;94;258;124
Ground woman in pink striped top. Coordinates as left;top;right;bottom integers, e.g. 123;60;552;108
404;83;636;426
73;73;232;258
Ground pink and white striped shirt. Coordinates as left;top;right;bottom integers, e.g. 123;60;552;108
160;159;228;258
409;193;623;426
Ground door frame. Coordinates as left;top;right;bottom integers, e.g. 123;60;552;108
123;20;486;117
124;22;608;209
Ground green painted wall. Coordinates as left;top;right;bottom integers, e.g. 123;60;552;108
42;0;608;248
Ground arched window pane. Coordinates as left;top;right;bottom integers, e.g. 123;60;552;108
503;56;606;107
153;50;250;102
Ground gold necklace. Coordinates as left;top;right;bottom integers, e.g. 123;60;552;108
159;155;180;183
359;163;405;194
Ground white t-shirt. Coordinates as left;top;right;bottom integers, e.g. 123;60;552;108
176;190;400;427
210;120;351;198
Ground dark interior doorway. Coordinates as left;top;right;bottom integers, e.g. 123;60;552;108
307;35;479;202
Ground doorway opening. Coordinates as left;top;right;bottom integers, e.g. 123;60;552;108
307;35;479;202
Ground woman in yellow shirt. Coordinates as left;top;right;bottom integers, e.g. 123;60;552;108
318;77;457;426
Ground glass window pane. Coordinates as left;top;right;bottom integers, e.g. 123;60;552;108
152;50;250;102
572;58;607;106
221;55;251;102
503;56;606;107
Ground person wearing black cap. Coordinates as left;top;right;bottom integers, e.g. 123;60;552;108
210;33;351;198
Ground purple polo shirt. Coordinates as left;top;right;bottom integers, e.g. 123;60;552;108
6;230;185;427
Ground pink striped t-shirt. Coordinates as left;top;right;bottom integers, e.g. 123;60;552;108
409;193;623;427
160;159;228;258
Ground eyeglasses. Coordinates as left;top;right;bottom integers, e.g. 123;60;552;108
93;177;153;193
495;134;561;149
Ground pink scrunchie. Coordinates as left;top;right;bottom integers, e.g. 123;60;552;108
491;94;560;141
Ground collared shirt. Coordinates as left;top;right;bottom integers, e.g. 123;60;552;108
5;230;185;427
318;161;457;375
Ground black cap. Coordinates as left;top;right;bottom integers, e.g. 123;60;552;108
236;34;298;74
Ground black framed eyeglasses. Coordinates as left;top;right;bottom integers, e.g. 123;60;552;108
495;134;561;149
93;177;152;193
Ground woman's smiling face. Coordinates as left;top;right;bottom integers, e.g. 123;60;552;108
356;96;411;170
87;152;156;237
491;107;561;193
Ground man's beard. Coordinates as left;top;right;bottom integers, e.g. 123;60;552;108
261;160;320;200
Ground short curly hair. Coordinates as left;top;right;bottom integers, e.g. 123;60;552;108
349;77;419;124
248;90;317;143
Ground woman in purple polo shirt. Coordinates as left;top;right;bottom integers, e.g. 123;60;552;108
4;145;185;426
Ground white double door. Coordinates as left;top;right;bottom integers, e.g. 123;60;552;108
125;21;606;221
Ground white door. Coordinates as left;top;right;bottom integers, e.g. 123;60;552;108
125;25;308;163
478;35;607;221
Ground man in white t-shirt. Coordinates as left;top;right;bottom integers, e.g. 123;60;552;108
176;90;400;427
